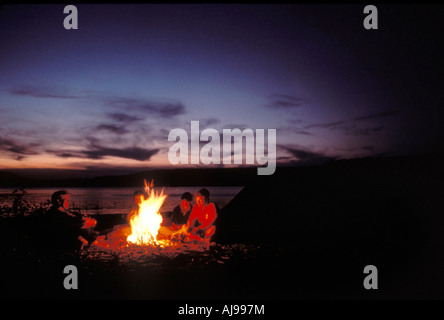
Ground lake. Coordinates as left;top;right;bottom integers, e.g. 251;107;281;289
0;186;243;215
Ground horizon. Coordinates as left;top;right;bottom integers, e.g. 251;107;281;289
1;4;442;174
1;152;436;181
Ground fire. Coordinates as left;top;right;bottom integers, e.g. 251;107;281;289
127;179;167;246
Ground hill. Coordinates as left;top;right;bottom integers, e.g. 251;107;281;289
212;153;444;298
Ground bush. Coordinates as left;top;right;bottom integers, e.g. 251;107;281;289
0;188;51;218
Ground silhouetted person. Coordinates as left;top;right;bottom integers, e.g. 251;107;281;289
45;190;97;252
185;188;217;243
127;189;145;224
170;192;193;230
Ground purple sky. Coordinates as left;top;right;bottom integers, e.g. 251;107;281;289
0;4;442;174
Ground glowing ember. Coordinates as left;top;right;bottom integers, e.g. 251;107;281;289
127;179;167;246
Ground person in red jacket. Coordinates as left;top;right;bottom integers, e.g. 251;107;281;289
185;188;217;243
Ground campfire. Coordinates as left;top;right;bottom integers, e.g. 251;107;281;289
91;179;217;260
93;179;188;252
127;179;167;246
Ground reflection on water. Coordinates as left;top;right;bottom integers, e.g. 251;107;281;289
0;186;243;215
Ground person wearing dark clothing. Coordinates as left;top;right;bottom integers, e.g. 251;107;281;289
44;190;97;252
170;192;193;230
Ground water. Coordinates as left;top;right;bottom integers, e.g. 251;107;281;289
0;186;243;215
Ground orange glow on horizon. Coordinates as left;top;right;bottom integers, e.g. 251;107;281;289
0;152;173;171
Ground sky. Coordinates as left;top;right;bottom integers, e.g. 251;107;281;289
0;4;442;175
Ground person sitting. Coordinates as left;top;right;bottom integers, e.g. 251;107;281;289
127;189;145;224
45;190;97;251
170;192;193;230
185;188;217;243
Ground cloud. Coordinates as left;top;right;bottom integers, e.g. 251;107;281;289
353;109;400;121
0;137;40;159
200;117;221;127
304;120;347;130
7;85;84;99
95;124;129;134
305;122;385;137
280;146;322;160
278;119;313;136
290;128;312;136
47;145;160;161
7;85;187;119
83;146;160;161
107;113;144;123
55;152;75;158
279;145;336;165
347;125;385;136
223;123;250;130
279;126;312;136
303;109;398;137
267;94;304;109
105;97;186;118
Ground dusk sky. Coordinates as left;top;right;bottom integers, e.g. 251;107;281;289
0;4;442;175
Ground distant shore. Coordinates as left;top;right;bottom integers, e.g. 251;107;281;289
1;154;442;189
0;167;257;188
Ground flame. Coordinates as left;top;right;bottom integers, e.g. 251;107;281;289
127;179;167;246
